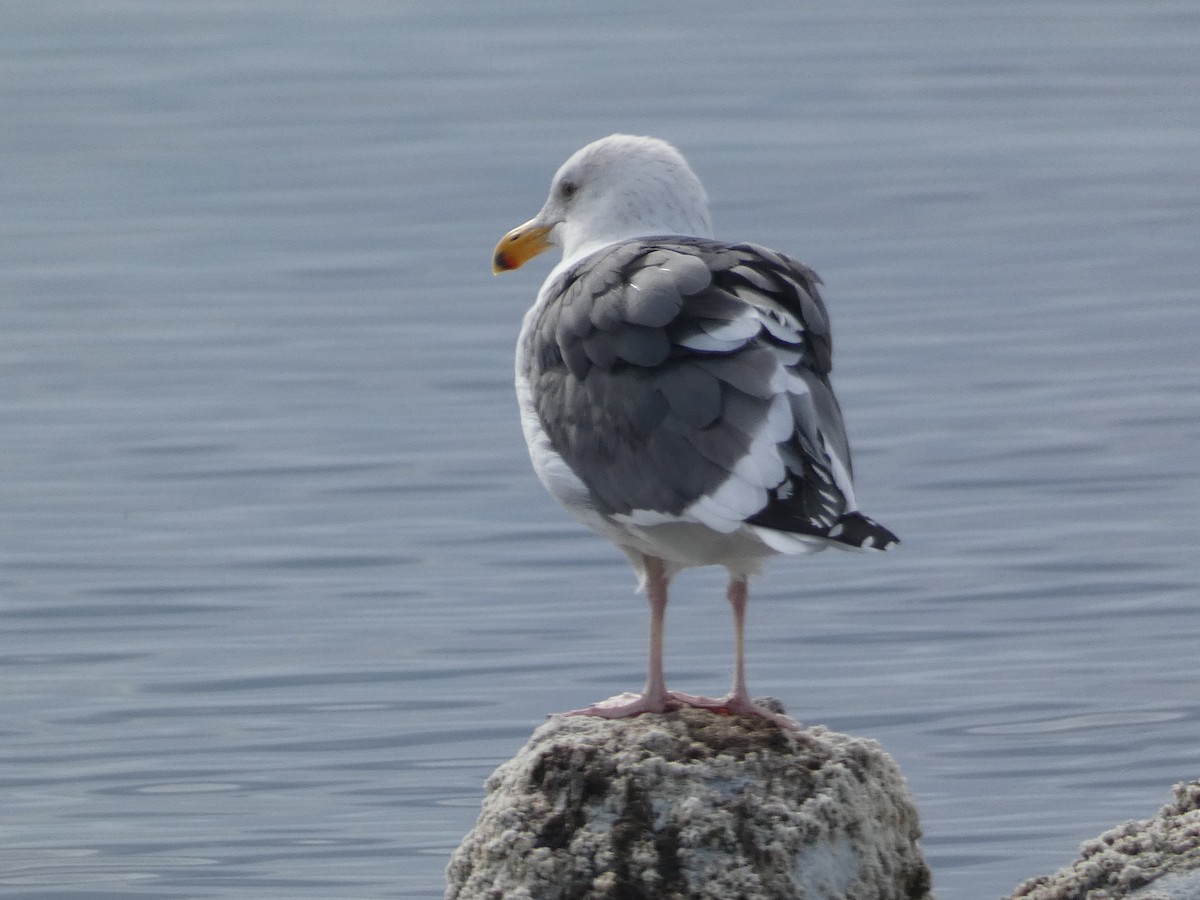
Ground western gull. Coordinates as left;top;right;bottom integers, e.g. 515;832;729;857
493;134;898;729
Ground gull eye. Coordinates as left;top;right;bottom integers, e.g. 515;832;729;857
559;180;578;200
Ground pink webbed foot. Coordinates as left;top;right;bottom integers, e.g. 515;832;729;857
562;691;673;719
659;691;803;732
562;691;801;732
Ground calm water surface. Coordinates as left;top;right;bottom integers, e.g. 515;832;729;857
2;2;1198;897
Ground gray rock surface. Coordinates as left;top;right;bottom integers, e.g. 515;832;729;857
446;708;931;900
1009;781;1200;900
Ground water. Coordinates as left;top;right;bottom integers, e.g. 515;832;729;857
2;1;1198;897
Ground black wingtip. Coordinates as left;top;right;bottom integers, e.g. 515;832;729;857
827;512;899;551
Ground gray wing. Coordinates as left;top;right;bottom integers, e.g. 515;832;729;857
522;237;896;548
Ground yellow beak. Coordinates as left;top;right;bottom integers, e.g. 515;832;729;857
492;219;554;274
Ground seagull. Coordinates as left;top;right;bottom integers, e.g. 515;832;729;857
493;134;897;729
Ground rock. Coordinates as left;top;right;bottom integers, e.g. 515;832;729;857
446;707;931;900
1009;781;1200;900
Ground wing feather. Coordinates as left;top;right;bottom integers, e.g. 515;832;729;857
522;236;895;548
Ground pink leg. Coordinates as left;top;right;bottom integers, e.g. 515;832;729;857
564;567;799;731
669;576;801;731
565;556;675;718
727;576;751;707
641;556;670;706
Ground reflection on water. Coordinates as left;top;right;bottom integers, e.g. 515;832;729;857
2;1;1198;897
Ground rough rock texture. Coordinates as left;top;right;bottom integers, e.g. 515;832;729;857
446;708;931;900
1009;781;1200;900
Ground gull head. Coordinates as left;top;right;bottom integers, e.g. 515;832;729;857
493;134;714;274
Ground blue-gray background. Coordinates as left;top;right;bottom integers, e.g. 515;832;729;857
2;2;1197;897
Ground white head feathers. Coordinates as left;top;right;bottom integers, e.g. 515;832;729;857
536;134;715;268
